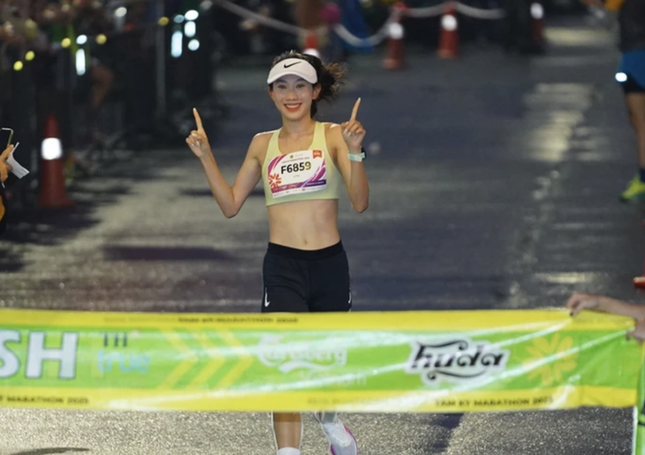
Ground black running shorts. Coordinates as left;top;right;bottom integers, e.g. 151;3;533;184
622;73;645;94
261;241;352;313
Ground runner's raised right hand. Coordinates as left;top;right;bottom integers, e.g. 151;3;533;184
186;108;212;158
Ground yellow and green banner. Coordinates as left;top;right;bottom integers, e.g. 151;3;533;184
0;308;642;415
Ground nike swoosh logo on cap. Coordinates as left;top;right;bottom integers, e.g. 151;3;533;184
284;62;301;68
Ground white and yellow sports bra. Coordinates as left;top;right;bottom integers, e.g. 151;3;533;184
262;122;341;207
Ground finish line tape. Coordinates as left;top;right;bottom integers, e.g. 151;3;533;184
0;308;642;413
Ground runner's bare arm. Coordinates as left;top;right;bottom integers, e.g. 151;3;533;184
199;134;265;218
330;99;369;213
186;110;265;218
333;127;369;213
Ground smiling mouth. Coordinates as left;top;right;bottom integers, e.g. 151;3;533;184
284;103;302;112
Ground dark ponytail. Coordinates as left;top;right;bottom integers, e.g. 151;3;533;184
270;50;346;118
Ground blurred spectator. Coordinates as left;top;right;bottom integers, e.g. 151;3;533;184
320;0;344;61
0;0;225;179
500;0;544;55
294;0;328;51
0;1;42;206
31;0;78;156
74;0;115;148
584;0;645;202
262;0;297;55
468;0;502;45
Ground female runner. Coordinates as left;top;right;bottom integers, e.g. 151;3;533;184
186;50;369;455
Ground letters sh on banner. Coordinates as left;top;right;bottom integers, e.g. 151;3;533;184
1;309;644;440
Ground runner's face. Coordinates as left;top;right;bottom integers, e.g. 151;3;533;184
269;75;320;120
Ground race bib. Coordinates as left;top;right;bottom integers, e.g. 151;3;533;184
267;150;327;199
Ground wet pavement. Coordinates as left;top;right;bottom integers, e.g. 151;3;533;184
1;16;644;455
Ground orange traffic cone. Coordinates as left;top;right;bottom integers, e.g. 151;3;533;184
303;31;321;59
635;275;645;289
383;2;407;70
530;2;546;52
38;114;74;208
437;2;459;59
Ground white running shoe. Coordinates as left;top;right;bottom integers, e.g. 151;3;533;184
315;414;358;455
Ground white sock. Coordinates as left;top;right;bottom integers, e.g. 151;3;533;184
277;448;300;455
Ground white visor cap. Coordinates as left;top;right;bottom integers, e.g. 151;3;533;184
267;58;318;85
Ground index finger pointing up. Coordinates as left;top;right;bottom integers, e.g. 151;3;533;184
350;98;361;121
193;108;204;131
